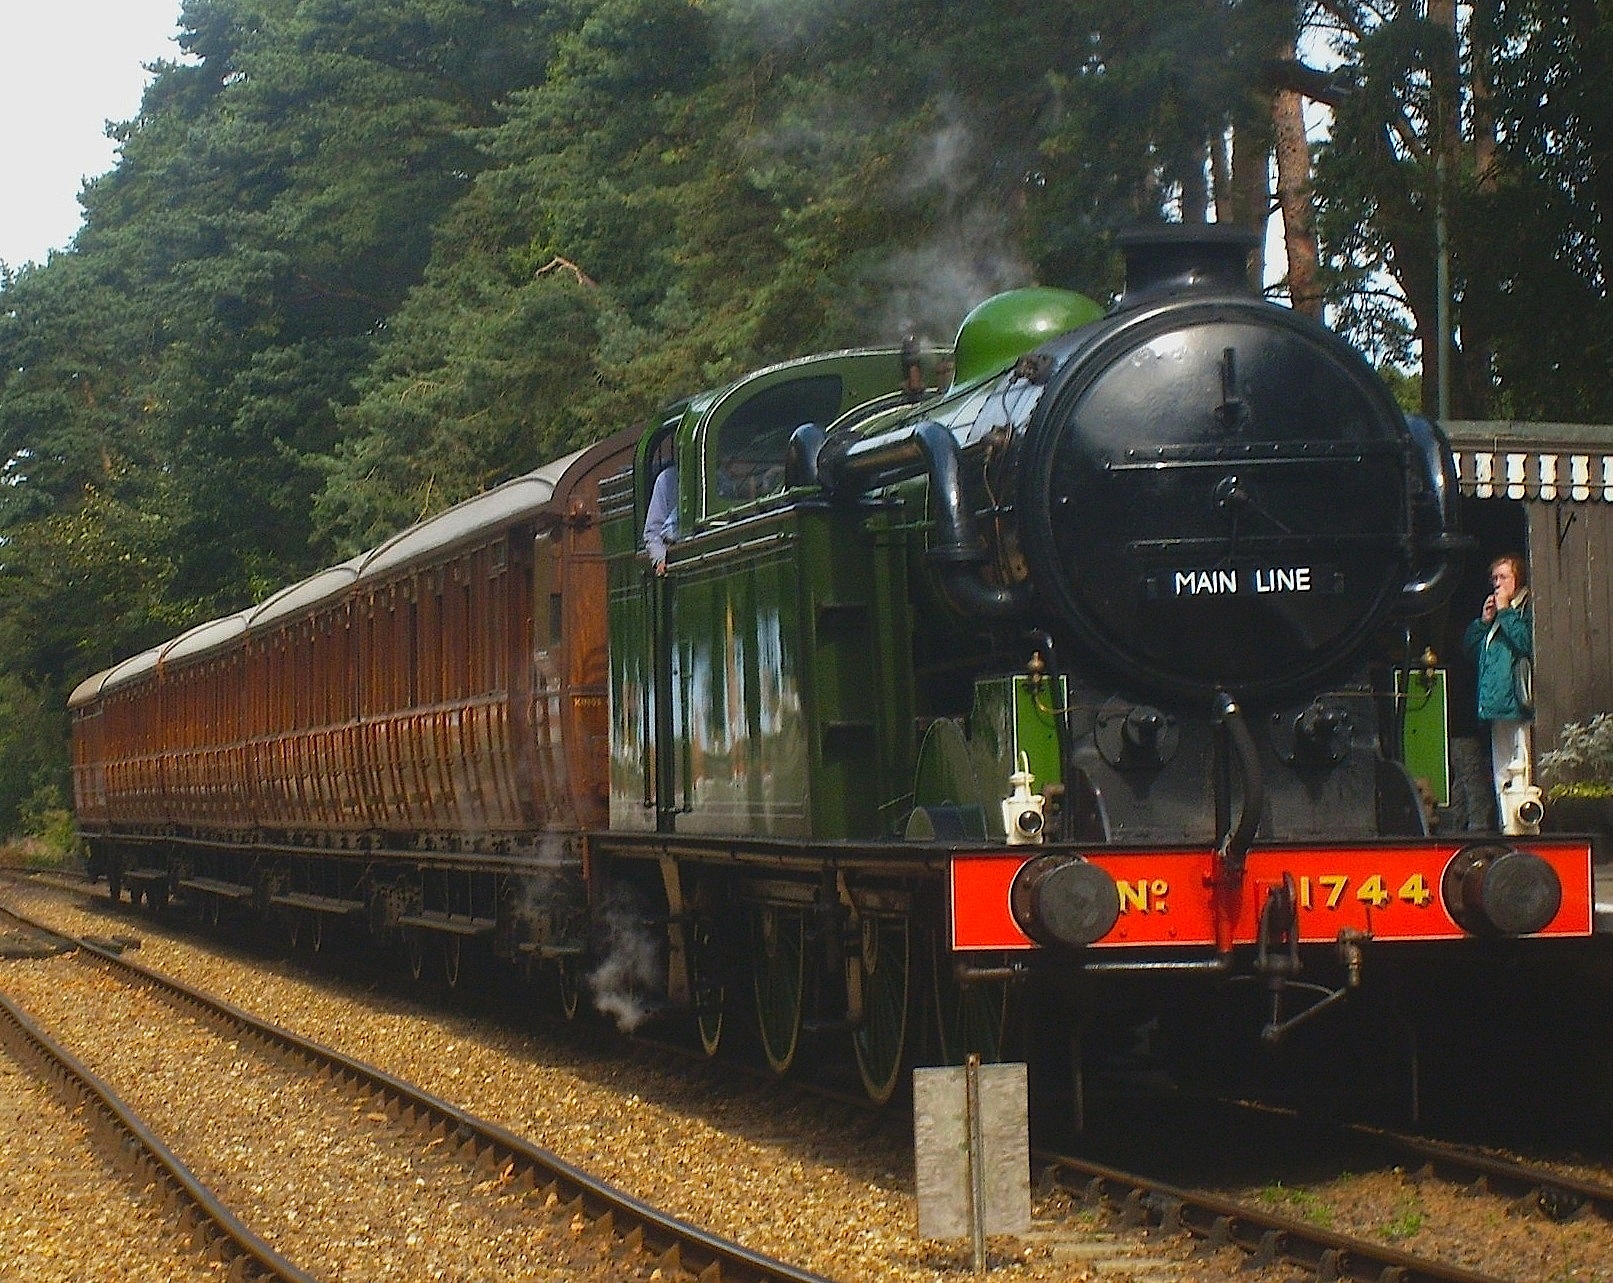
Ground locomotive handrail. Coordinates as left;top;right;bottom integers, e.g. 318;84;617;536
1126;532;1407;550
813;417;1033;619
1110;439;1406;464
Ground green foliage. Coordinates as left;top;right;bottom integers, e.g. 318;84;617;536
1310;1;1613;418
313;270;612;551
1463;4;1613;420
19;784;80;866
1378;1194;1425;1242
0;482;195;681
0;675;70;841
1378;365;1421;414
1254;1183;1334;1229
1311;7;1448;373
3;0;573;671
1539;715;1613;800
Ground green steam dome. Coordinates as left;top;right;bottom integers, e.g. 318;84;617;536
949;287;1105;390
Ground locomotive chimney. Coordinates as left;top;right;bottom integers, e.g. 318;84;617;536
1116;224;1262;307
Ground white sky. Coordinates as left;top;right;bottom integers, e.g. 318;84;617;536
0;0;184;268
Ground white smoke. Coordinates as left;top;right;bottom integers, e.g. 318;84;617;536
509;836;583;944
588;884;665;1034
869;110;1034;340
870;216;1033;343
898;115;977;201
724;15;1036;342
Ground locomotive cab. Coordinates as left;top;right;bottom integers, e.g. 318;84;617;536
604;344;947;839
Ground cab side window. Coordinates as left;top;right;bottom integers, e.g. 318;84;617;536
713;375;843;507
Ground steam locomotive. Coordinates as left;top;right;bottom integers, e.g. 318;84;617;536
71;225;1596;1109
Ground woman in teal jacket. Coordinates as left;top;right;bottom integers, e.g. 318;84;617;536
1463;553;1533;830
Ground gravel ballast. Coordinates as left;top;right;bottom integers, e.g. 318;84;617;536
6;879;1463;1282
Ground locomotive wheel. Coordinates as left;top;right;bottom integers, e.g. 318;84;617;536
853;915;912;1105
443;936;464;988
556;957;582;1021
406;930;429;982
753;905;806;1076
690;915;725;1057
107;870;121;903
310;913;326;954
929;928;1012;1065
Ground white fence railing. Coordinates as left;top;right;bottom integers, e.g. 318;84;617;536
1454;449;1613;502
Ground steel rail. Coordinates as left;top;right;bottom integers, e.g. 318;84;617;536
58;928;833;1283
0;986;321;1283
1037;1149;1520;1283
1218;1095;1613;1225
1345;1121;1613;1222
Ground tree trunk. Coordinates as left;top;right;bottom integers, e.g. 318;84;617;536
1272;42;1322;318
1471;10;1498;195
1180;141;1212;224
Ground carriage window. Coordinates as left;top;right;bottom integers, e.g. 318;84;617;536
407;599;420;707
533;534;562;648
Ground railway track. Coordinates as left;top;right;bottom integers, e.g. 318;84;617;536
1032;1088;1613;1283
0;909;73;959
2;873;1259;1282
0;982;319;1283
1340;1119;1613;1222
1038;1149;1523;1283
20;870;1613;1283
0;900;830;1283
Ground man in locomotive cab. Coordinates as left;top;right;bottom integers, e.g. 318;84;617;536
709;374;842;513
644;452;678;575
714;441;791;503
714;452;752;502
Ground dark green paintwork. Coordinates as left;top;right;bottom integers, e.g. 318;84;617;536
662;500;914;837
605;348;932;839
